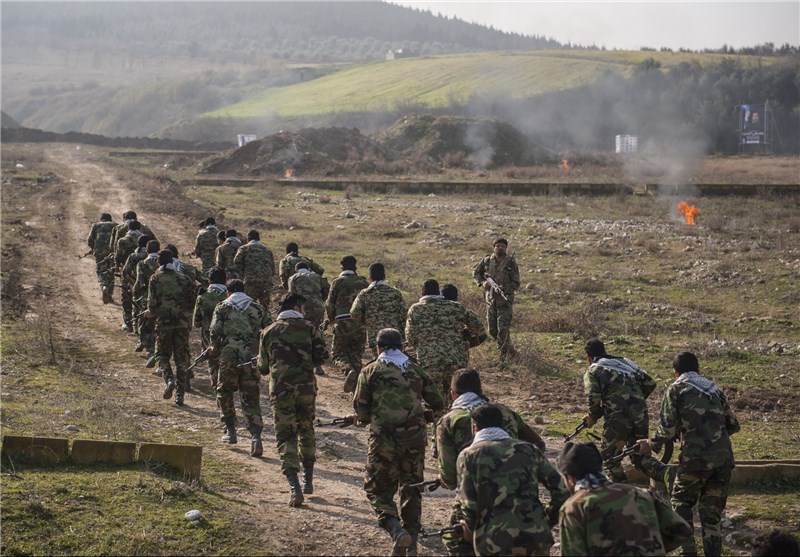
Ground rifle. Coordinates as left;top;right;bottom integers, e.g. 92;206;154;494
319;319;329;332
419;525;463;539
564;420;601;442
78;249;93;259
186;348;212;373
608;445;639;466
401;479;440;493
237;357;257;368
315;416;354;428
484;275;509;302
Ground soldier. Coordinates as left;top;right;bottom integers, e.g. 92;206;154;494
436;368;545;556
167;244;201;285
115;220;145;332
279;242;324;289
456;403;568;557
353;328;445;557
133;240;161;367
288;261;328;375
193;268;227;389
144;249;196;406
209;279;271;456
86;212;117;303
350;263;407;357
405;279;487;399
122;234;152;344
582;338;669;485
637;352;740;557
258;293;328;506
194;217;219;273
109;210;157;255
325;255;369;392
472;238;520;360
557;441;692;556
441;284;487;367
233;229;275;309
215;229;243;279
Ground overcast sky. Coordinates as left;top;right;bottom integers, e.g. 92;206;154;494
392;1;799;51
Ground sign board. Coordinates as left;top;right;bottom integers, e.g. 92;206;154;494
740;105;766;145
237;134;258;147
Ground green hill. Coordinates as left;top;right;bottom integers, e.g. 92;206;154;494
206;50;763;120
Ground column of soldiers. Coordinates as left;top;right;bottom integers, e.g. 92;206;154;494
88;215;746;557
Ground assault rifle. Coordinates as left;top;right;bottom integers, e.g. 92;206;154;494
401;479;440;493
237;357;257;368
78;249;93;259
315;416;355;428
484;275;509;302
186;348;212;373
564;420;601;442
608;445;639;466
420;525;463;539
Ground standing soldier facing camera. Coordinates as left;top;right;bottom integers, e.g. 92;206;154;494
472;238;519;361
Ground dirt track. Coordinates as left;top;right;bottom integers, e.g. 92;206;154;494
47;145;460;556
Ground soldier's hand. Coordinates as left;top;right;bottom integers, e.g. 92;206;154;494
208;345;221;359
459;520;473;541
583;414;596;427
143;310;153;319
481;281;491;291
636;439;653;455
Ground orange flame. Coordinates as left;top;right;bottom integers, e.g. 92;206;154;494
678;201;700;225
284;168;294;179
561;159;570;173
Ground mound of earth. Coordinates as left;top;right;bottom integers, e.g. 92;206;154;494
202;127;398;177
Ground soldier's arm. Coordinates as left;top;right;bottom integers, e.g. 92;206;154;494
455;453;479;530
583;369;604;421
256;328;270;375
310;259;324;277
472;258;486;286
404;307;417;348
147;275;159;313
638;369;658;399
421;367;446;413
436;418;459;489
652;490;693;553
722;394;741;435
87;224;97;248
515;414;546;451
266;251;275;278
233;245;245;276
464;307;488;339
558;505;590;557
397;295;408;336
114;240;126;267
279;259;290;289
349;292;366;325
352;369;371;424
214;246;224;269
538;454;569;525
508;258;521;292
310;327;329;365
193;232;203;257
324;282;336;320
652;386;680;449
192;294;204;329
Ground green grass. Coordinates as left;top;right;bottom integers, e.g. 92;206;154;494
205;50;773;119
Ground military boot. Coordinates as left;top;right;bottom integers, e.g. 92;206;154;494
249;426;263;457
145;352;157;369
406;534;418;557
314;365;325;376
102;286;112;304
221;417;238;444
162;377;176;400
287;473;304;507
302;460;314;494
383;516;412;556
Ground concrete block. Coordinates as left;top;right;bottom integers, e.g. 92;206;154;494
71;439;136;465
1;435;69;465
138;443;202;479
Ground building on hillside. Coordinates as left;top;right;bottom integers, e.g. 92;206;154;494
385;48;417;61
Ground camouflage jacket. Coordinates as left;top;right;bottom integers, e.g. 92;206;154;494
436;397;545;489
456;437;569;555
472;253;520;303
405;296;486;371
209;294;271;363
652;372;739;471
288;269;326;309
110;221;157;254
87;220;116;259
122;247;148;287
193;284;228;334
354;356;444;448
257;313;328;400
234;240;275;285
279;253;324;288
174;259;201;286
115;231;144;269
146;267;196;330
559;482;692;556
584;357;657;423
325;271;369;320
215;237;243;278
133;254;160;301
350;283;407;348
194;225;219;269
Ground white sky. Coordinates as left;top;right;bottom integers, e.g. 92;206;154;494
392;1;800;51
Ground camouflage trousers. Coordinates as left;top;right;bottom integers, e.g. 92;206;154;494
272;393;316;475
155;326;190;393
244;280;273;312
303;302;325;329
121;283;134;325
217;359;263;434
199;255;216;275
486;299;514;356
139;315;156;353
601;416;668;483
365;434;425;536
421;360;463;407
331;319;366;372
672;466;731;557
95;255;115;291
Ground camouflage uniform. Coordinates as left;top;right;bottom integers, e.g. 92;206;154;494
134;254;161;354
437;395;545;555
194;224;219;273
257;311;328;475
233;240;275;309
288;269;327;327
350;282;407;354
405;296;487;398
123;247;149;334
210;293;271;436
115;231;144;327
147;265;196;395
651;372;740;557
559;481;693;556
279;253;324;289
456;435;568;556
354;355;445;537
325;271;369;372
584;357;667;483
110;221;157;255
193;283;228;387
87;219;116;288
472;253;520;357
215;237;243;279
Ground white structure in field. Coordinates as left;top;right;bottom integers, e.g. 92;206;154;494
615;135;638;153
237;134;258;147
